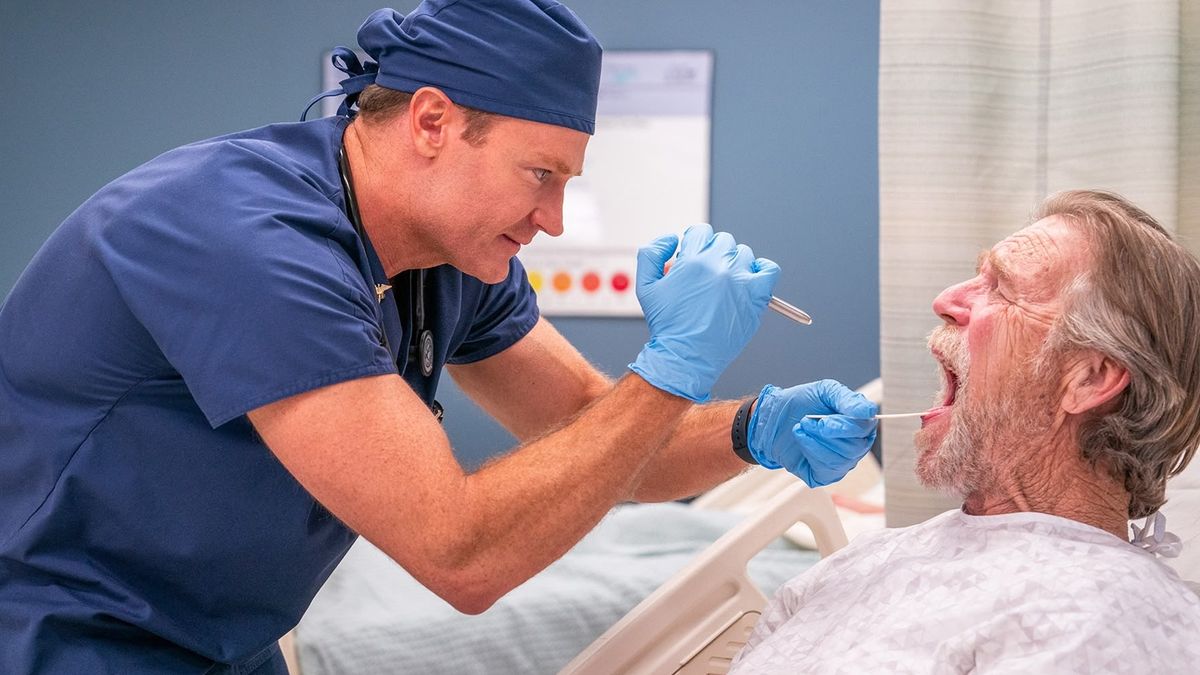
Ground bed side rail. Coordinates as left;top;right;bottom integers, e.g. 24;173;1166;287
559;481;847;675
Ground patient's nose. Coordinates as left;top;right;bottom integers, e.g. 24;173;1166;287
932;280;972;326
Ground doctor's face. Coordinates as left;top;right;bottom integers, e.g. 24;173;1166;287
429;115;588;283
914;217;1088;495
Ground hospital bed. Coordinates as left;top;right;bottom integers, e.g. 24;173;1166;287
283;468;873;672
280;379;885;675
281;374;1200;674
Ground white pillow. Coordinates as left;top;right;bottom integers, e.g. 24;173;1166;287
1158;454;1200;582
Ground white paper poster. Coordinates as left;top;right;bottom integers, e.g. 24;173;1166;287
520;50;712;316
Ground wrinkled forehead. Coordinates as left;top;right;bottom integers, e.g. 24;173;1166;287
988;216;1090;291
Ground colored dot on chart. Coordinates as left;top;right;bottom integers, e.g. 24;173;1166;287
581;271;601;292
527;271;543;293
552;272;572;292
611;272;630;292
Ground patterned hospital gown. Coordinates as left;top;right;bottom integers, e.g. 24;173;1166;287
730;509;1200;673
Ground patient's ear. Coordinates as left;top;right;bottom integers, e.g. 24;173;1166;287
1061;351;1129;415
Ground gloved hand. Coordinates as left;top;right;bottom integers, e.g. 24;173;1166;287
748;380;879;487
629;224;779;401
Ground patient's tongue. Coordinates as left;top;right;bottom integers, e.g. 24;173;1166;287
920;379;956;424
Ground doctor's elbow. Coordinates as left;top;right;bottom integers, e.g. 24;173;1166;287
396;537;514;614
383;503;523;614
446;587;502;616
420;565;510;615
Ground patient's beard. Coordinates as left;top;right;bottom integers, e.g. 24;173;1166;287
916;336;1058;500
921;384;1016;497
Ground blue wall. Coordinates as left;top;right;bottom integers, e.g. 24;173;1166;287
0;1;879;469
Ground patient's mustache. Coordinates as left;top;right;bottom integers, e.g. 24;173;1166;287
927;326;968;380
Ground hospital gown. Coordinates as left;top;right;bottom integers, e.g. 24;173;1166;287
730;509;1200;674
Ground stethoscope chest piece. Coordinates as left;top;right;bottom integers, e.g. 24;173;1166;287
417;329;434;377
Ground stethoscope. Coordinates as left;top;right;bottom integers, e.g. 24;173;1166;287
337;145;437;382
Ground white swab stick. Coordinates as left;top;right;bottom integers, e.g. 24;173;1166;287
805;412;927;420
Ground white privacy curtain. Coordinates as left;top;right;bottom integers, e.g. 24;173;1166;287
879;0;1200;526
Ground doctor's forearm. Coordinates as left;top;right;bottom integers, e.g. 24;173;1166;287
629;399;749;502
250;370;685;615
425;374;690;611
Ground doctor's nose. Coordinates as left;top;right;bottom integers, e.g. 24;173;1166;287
530;191;565;237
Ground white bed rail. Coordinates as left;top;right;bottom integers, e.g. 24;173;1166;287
559;481;847;675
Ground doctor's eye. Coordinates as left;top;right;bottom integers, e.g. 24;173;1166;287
531;168;551;183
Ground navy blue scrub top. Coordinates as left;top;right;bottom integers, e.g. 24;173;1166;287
0;115;540;673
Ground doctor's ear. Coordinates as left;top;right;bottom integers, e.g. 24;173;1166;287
408;87;455;158
1060;350;1129;415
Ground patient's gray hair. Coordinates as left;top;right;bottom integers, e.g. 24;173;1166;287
1036;190;1200;519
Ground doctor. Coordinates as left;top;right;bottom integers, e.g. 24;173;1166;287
0;1;877;672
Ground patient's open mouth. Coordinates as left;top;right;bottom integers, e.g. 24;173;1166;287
921;356;959;426
941;366;959;406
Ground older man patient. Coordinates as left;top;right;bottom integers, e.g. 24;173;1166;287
730;191;1200;673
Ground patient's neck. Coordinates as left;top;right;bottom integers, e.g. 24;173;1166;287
962;434;1130;540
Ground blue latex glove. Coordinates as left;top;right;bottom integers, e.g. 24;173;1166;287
748;380;879;487
629;224;779;401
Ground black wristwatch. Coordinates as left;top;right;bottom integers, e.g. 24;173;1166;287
730;397;758;465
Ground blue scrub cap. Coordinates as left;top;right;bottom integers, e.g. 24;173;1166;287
305;1;602;134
